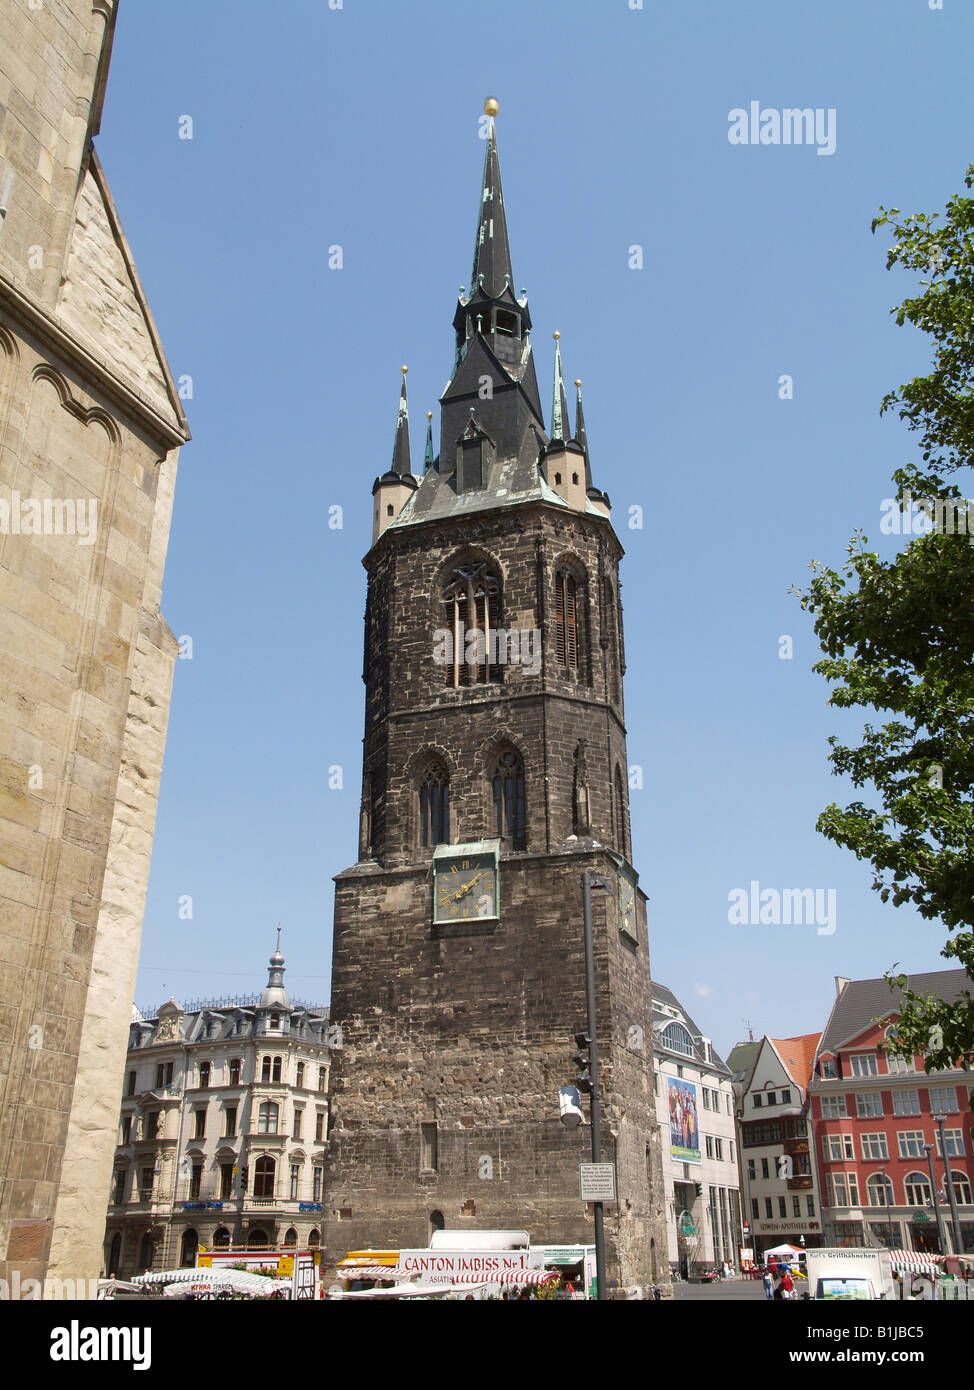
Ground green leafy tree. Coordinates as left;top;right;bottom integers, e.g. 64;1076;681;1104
793;167;974;1071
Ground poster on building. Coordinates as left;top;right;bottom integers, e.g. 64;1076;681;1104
668;1077;701;1163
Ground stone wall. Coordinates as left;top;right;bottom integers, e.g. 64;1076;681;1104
0;0;188;1292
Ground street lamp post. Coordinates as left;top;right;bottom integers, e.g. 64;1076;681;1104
923;1144;946;1254
933;1114;963;1255
581;871;611;1302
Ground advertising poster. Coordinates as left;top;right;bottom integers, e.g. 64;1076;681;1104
668;1077;701;1163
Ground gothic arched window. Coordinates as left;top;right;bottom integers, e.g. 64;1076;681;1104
419;760;450;847
615;764;629;859
443;561;501;687
491;747;526;851
554;570;579;670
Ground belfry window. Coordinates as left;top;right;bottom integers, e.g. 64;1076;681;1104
491;747;526;851
443;562;501;687
554;571;579;670
419;761;450;847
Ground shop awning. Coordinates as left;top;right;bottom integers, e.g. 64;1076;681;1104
890;1252;944;1274
337;1265;401;1281
449;1269;558;1287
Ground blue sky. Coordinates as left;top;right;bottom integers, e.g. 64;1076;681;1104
99;0;973;1059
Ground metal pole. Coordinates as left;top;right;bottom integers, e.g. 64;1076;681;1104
934;1115;963;1256
924;1144;946;1254
582;871;607;1301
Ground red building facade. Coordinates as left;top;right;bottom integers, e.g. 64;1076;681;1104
809;973;974;1254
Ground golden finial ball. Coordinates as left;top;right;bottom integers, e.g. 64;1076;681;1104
426;411;433;420
401;365;408;374
575;379;582;387
484;97;499;117
553;330;560;340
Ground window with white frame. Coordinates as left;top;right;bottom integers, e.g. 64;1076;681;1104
928;1086;959;1113
897;1130;926;1159
860;1132;889;1161
705;1135;714;1159
828;1172;859;1207
947;1171;972;1205
714;1138;724;1161
747;1158;756;1180
823;1134;854;1162
820;1057;837;1078
904;1171;931;1205
821;1095;848;1119
753;1094;763;1108
703;1090;712;1111
855;1092;883;1118
886;1053;916;1074
893;1089;921;1116
866;1173;894;1207
850;1054;878;1078
935;1129;964;1157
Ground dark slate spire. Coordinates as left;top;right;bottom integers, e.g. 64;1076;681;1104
573;377;592;489
391;366;411;477
549;331;571;444
424;410;435;471
442;100;543;474
470;104;514;300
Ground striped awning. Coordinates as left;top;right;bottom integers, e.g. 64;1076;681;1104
448;1269;558;1287
890;1252;943;1274
338;1265;401;1281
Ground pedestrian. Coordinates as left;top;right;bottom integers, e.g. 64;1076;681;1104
781;1269;795;1300
763;1268;774;1300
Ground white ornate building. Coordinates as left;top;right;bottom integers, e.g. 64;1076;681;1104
652;983;742;1277
103;944;334;1277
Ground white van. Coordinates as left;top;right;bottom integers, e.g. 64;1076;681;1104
805;1247;897;1301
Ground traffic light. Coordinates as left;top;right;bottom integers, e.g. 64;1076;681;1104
572;1029;593;1094
694;1182;703;1197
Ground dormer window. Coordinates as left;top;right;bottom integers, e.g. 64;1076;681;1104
270;1013;280;1031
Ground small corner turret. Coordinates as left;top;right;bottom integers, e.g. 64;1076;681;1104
372;366;419;544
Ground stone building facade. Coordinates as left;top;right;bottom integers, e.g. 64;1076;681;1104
103;947;333;1277
324;106;668;1291
0;1;189;1290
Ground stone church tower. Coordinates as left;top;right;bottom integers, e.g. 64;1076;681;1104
325;105;667;1290
0;2;189;1290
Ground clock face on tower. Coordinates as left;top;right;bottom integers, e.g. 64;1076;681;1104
616;858;638;941
433;847;499;922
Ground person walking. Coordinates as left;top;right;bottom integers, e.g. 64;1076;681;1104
781;1269;795;1300
763;1268;774;1300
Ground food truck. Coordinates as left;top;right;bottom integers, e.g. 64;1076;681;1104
805;1248;897;1301
333;1231;592;1298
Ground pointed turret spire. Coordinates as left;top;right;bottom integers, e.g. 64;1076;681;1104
470;97;514;300
391;366;411;477
424;410;435;471
549;332;571;444
573;377;593;489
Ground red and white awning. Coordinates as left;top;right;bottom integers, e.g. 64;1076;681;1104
448;1269;558;1287
337;1264;400;1281
890;1252;944;1274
